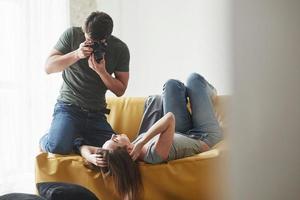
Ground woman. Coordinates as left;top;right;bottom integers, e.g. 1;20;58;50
80;73;223;200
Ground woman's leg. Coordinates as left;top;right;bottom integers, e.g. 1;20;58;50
186;73;222;147
162;79;192;133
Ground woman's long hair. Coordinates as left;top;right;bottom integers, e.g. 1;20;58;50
96;147;143;200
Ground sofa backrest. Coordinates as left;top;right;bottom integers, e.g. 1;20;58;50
106;96;229;141
106;97;146;141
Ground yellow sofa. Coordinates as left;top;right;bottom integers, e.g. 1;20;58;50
35;96;229;200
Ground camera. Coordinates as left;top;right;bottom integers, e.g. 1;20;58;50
89;41;107;63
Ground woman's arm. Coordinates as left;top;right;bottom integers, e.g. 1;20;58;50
130;112;175;160
79;145;107;167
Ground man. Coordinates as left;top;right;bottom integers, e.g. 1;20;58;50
40;11;129;154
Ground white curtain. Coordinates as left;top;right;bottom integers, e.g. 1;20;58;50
0;0;69;194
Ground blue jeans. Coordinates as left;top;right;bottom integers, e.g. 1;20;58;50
162;73;222;147
39;101;115;154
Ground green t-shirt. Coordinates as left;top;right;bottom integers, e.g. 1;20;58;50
54;27;130;111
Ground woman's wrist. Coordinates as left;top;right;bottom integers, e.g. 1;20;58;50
138;139;147;146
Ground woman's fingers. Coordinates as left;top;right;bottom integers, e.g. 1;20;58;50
96;160;107;167
132;155;137;161
130;150;138;161
95;156;107;167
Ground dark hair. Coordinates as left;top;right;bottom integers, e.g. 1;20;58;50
86;147;143;200
83;11;113;41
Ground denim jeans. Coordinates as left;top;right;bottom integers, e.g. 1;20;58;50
39;101;115;154
162;73;222;147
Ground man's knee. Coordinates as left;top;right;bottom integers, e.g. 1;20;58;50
43;141;74;154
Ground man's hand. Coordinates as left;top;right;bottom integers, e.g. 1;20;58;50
76;41;93;59
130;141;144;161
88;53;106;75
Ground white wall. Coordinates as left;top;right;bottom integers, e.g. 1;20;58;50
69;0;97;27
97;0;232;96
230;0;300;200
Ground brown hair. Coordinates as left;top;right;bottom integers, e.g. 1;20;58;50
83;11;113;41
91;147;143;200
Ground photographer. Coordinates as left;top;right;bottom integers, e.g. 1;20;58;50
39;11;129;154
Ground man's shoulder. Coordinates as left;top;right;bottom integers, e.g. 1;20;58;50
108;35;128;49
66;27;84;46
70;27;84;38
62;26;83;39
62;26;81;34
71;26;84;34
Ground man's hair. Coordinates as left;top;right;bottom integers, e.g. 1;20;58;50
83;11;113;41
86;147;143;200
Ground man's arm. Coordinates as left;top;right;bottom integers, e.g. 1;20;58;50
88;55;129;97
45;41;93;74
98;70;129;97
45;49;79;74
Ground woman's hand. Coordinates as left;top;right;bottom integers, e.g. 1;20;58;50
130;142;144;161
86;153;107;167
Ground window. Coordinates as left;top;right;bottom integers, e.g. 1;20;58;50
0;0;68;194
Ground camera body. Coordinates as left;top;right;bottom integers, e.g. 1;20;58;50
89;41;107;63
